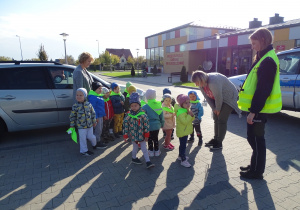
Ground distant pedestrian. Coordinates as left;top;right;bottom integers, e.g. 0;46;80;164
187;90;204;146
162;94;175;151
175;94;195;168
69;88;97;156
238;28;282;179
191;70;241;150
73;52;94;102
123;92;155;169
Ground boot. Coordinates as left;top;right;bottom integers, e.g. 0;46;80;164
198;136;203;146
187;135;194;143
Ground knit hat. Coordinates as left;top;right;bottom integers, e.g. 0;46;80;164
126;82;132;90
177;94;189;107
162;93;172;101
101;87;109;94
129;92;141;105
188;90;200;100
163;88;171;95
92;82;102;91
111;82;118;90
128;85;137;94
77;88;87;98
145;89;156;100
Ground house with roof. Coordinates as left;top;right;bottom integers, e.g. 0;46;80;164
105;48;133;68
145;13;300;75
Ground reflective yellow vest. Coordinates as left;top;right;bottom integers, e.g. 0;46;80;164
238;50;282;113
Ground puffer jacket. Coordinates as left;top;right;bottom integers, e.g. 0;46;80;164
162;103;175;130
88;90;106;118
69;101;96;129
174;104;194;138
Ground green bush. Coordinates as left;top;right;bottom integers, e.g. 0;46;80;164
152;65;158;75
131;66;135;77
180;66;188;82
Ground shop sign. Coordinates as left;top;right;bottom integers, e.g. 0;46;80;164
166;53;184;65
276;45;285;50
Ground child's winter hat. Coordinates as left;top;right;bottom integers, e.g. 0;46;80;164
126;82;132;90
111;82;118;90
101;87;109;94
162;93;172;101
77;88;87;98
145;89;156;100
163;88;171;95
177;94;190;107
92;82;102;91
128;85;137;94
129;92;141;105
188;90;200;100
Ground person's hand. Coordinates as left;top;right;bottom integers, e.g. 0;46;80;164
96;118;99;123
247;112;255;125
124;138;128;142
120;101;124;105
93;123;97;128
188;110;194;117
213;110;220;116
104;116;108;120
144;137;148;142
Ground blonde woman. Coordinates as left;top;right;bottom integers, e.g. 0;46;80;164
238;28;281;179
73;52;94;102
191;70;241;150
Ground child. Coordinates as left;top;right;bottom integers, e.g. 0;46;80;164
162;94;176;150
101;87;115;142
187;90;204;146
161;88;176;139
142;89;164;157
123;92;155;169
124;85;137;113
175;94;195;167
69;88;97;156
110;82;125;138
123;81;132;98
87;82;107;149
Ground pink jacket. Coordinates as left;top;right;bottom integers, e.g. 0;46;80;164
162;103;175;130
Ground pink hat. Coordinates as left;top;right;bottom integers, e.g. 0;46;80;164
177;94;189;107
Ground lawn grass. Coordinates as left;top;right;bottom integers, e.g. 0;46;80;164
173;81;196;87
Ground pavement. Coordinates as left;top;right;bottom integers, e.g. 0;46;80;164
0;72;299;210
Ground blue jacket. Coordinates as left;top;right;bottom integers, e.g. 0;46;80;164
88;91;106;118
188;90;204;124
142;104;164;131
110;93;125;114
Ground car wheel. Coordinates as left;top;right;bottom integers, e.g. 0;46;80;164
54;76;63;83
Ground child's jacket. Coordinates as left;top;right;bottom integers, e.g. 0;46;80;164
69;101;96;129
110;91;125;114
142;100;164;131
123;108;150;142
104;98;114;120
190;102;203;125
162;103;175;130
88;90;106;118
174;104;195;138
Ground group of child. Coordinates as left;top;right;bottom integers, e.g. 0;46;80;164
70;82;204;168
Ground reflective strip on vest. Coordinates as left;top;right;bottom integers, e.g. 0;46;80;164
238;50;282;113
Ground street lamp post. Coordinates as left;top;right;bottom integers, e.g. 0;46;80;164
215;33;220;72
136;48;139;76
60;33;69;64
110;53;112;73
16;35;23;60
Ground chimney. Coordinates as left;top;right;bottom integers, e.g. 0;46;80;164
269;13;284;25
249;18;262;29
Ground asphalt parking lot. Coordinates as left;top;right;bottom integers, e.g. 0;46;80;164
0;73;299;210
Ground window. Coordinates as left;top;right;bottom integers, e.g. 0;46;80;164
278;52;300;75
48;67;73;89
296;40;300;47
0;67;49;90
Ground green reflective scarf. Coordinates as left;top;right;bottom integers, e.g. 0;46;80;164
147;99;163;115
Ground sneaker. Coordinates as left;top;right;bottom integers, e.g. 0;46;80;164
187;137;194;143
181;160;191;168
81;151;94;156
198;138;203;146
210;143;223;150
154;150;161;157
146;161;155;168
177;156;189;161
171;136;174;140
163;145;174;151
240;165;251;171
148;150;154;157
205;138;217;147
109;134;115;141
93;142;107;149
240;170;263;180
131;158;142;165
169;143;175;148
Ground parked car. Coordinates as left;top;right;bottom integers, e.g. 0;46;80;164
228;47;300;111
0;61;145;137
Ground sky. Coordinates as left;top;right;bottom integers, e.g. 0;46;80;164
0;0;299;61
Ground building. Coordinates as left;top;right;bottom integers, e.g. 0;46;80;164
145;14;300;76
106;48;133;68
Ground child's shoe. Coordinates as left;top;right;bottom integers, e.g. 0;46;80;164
163;145;173;151
169;143;175;148
154;150;161;157
198;137;203;146
181;160;191;168
146;161;155;168
118;131;123;136
109;134;115;141
131;158;142;165
177;156;189;161
148;150;154;157
81;151;94;156
187;136;194;143
114;133;120;138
